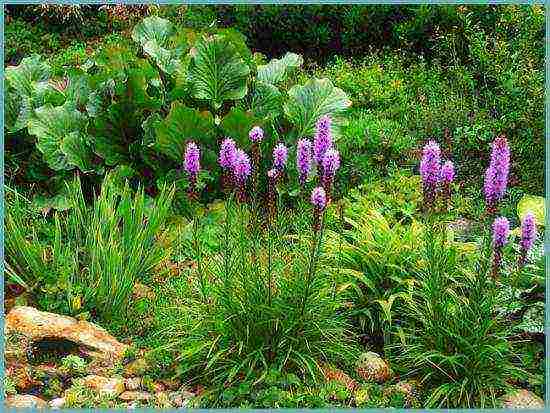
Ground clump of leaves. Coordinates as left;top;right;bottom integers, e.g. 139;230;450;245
389;222;524;408
151;198;358;402
5;173;174;323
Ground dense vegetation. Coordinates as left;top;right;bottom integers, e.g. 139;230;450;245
4;4;545;409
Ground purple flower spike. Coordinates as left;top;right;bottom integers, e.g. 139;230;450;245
311;186;327;210
492;216;509;279
519;212;537;267
419;140;441;209
184;142;200;177
233;149;252;183
441;161;455;183
218;138;237;169
273;143;288;170
492;216;510;249
313;115;333;165
311;186;327;233
296;138;312;184
249;126;264;143
322;148;340;178
484;136;510;214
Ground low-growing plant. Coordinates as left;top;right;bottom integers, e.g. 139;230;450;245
5;173;174;322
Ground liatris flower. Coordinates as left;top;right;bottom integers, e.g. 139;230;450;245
296;138;312;185
484;136;510;214
249;126;263;143
419;140;441;210
519;212;537;267
219;138;237;191
232;149;252;202
311;186;327;233
491;216;509;279
321;148;340;201
184;142;200;199
249;127;264;194
273;143;288;171
313;115;333;170
267;168;279;224
440;160;455;209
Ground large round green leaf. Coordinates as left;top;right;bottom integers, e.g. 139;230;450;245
131;16;187;75
220;108;263;147
155;102;216;162
28;104;93;172
188;35;251;110
517;195;545;227
257;52;303;85
250;81;283;119
132;16;175;48
5;55;55;132
284;78;351;139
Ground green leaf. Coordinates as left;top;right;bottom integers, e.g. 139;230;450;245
28;104;93;172
220;108;263;147
132;17;189;75
517;195;545;227
156;102;216;162
5;55;54;132
132;16;175;46
216;28;254;69
284;78;351;139
188;34;251;110
250;81;282;119
257;52;303;85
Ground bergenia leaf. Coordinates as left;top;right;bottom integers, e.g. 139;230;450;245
28;104;94;172
257;52;303;85
284;78;352;139
155;102;216;162
188;35;251;110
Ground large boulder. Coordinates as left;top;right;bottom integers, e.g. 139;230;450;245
5;394;48;408
502;389;544;409
5;306;128;358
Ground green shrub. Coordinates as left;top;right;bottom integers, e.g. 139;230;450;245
5;15;351;206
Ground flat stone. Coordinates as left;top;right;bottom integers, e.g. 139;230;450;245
49;397;66;409
5;306;128;358
119;391;152;401
125;377;142;391
502;389;544;409
5;394;48;408
81;375;125;397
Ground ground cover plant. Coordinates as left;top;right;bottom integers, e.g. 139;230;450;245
3;5;545;409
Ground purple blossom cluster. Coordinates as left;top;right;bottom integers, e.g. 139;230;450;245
296;138;312;184
491;216;509;279
249;126;264;143
184;141;201;199
519;212;537;267
273;143;289;171
484;136;510;214
419;140;454;210
313;115;332;165
310;186;327;233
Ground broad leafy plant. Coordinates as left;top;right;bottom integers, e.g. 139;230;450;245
5;16;351;204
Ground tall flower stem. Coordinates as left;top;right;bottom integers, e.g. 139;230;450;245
192;205;206;302
301;212;325;317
